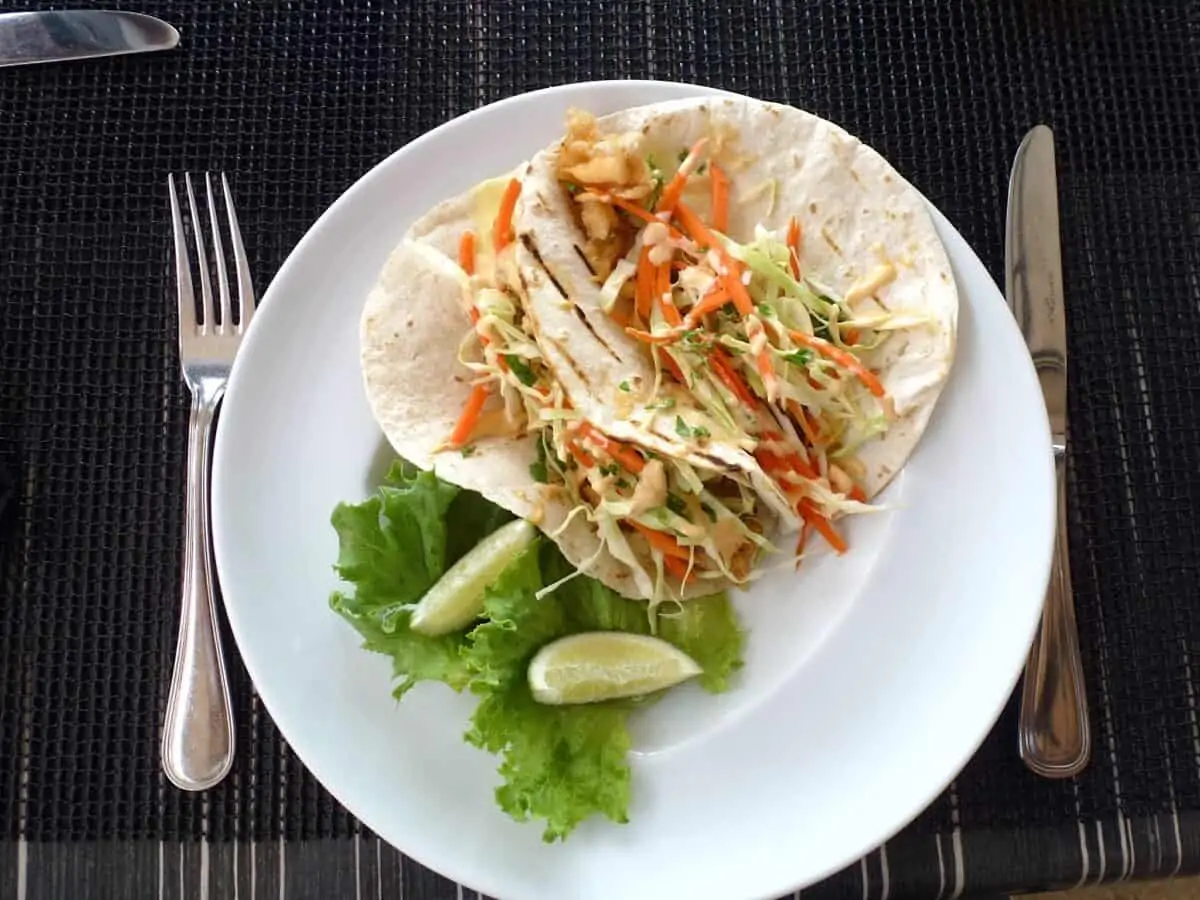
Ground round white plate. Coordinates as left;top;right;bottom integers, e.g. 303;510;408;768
212;80;1054;900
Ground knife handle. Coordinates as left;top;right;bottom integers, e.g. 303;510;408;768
1018;446;1090;778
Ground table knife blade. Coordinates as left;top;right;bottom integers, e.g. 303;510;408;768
0;10;179;68
1006;124;1091;778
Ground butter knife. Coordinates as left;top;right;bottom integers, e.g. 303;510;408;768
1006;125;1091;778
0;10;179;68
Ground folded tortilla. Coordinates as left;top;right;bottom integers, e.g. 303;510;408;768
513;96;958;499
359;171;766;600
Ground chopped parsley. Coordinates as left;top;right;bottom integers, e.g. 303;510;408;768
757;302;776;318
782;349;814;367
599;463;619;477
505;355;538;387
618;380;631;392
666;493;688;516
700;502;718;523
529;435;550;483
674;417;709;441
460;444;477;458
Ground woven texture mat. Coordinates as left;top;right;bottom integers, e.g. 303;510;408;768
0;0;1197;849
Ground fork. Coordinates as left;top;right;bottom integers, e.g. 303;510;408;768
162;172;254;791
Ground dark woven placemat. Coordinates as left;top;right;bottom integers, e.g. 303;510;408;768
0;0;1197;857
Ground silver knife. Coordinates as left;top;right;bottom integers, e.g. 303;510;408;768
0;10;179;68
1006;125;1091;778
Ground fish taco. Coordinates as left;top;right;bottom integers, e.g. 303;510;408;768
360;95;957;602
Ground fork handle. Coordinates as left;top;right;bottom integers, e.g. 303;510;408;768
162;392;235;791
1018;446;1090;778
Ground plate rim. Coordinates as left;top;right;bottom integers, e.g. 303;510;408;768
212;78;1054;900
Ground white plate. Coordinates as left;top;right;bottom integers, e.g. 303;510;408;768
212;80;1054;900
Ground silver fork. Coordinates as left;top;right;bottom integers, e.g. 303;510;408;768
162;172;255;791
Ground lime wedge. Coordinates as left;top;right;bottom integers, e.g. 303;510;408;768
410;519;536;636
527;632;702;705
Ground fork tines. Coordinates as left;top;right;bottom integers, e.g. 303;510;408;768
167;172;256;338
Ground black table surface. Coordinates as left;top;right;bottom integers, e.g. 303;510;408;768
1;1;1199;898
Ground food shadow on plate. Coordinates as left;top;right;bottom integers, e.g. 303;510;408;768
363;432;405;495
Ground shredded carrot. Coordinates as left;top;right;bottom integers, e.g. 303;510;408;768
674;202;753;316
635;248;655;321
492;178;521;252
448;383;490;448
567;440;596;468
787;450;819;480
754;447;788;477
844;327;860;345
746;317;778;398
459;231;476;275
749;328;777;398
607;194;660;226
798;500;847;554
786;216;801;279
756;349;778;397
605;194;686;240
710;346;758;405
673;200;719;250
756;446;818;484
663;553;694;583
848;484;867;503
710;163;730;234
656;263;682;325
787;329;887;398
578;422;646;474
795;522;812;561
625;327;680;346
657;347;686;383
656;138;708;213
758;428;818;480
786;399;822;446
683;283;732;328
629;521;692;561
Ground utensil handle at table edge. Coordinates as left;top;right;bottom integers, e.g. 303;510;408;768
162;392;235;792
1018;447;1090;778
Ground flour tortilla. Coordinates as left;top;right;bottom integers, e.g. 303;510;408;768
514;96;958;498
359;171;768;600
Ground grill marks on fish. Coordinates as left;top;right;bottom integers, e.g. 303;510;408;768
570;306;621;362
552;337;594;389
520;233;569;298
517;241;593;390
572;243;598;278
520;232;622;364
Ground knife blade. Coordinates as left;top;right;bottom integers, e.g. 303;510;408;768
0;10;179;69
1006;125;1091;778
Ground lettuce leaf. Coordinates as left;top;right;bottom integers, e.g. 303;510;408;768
329;461;504;697
462;542;744;840
462;544;633;840
329;461;746;841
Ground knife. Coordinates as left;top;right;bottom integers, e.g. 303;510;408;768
1006;125;1091;779
0;10;178;68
